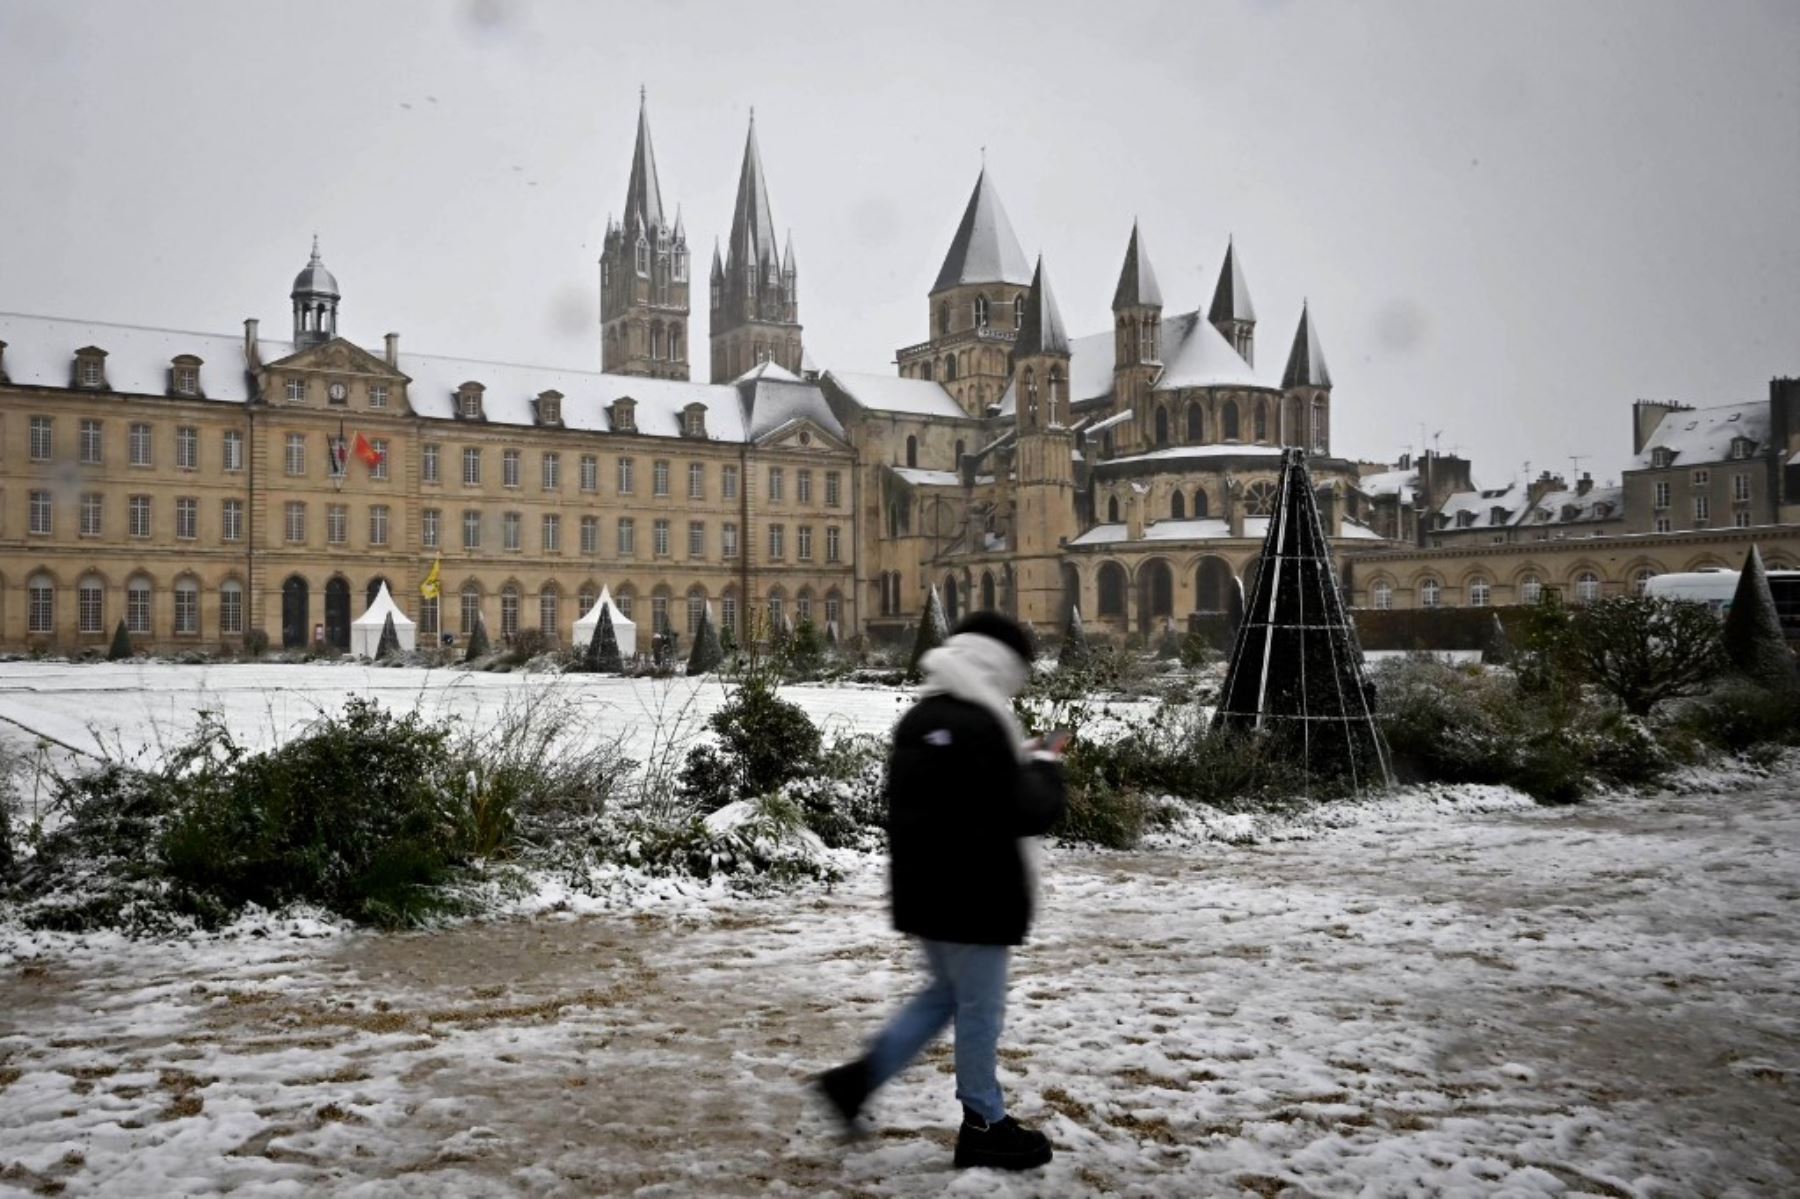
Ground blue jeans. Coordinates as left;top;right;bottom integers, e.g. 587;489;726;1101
864;939;1010;1122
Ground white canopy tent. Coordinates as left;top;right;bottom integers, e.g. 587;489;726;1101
572;585;638;658
351;583;418;657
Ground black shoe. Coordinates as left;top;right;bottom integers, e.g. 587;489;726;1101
815;1059;872;1136
954;1108;1053;1170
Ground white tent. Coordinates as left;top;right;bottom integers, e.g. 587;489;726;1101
572;585;638;658
352;583;418;657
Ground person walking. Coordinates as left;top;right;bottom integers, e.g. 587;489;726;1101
816;612;1067;1171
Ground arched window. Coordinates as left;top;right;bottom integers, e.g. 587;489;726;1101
1013;294;1025;329
906;435;918;469
1469;577;1491;607
825;589;842;629
219;579;244;635
981;572;996;612
943;355;957;382
1312;399;1328;453
1194;488;1209;519
670;324;683;363
78;574;105;635
722;586;739;636
1186;403;1203;443
1633;568;1657;595
173;577;200;635
1107;496;1120;523
1520;574;1543;605
460;582;483;635
687;586;707;636
540;585;560;640
500;584;521;639
1171;491;1186;520
578;586;597;617
1372;580;1393;610
1048;368;1062;419
938;302;950;334
1575;571;1601;603
767;588;785;630
635;237;649;276
651;586;672;635
1222;400;1240;441
127;576;153;635
28;573;55;634
1097;562;1128;618
1254;402;1268;442
1419;577;1442;609
974;295;989;327
1024;369;1039;424
1154;407;1169;446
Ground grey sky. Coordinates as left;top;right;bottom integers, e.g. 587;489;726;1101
2;0;1795;485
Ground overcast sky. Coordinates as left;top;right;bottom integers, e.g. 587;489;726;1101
2;0;1795;484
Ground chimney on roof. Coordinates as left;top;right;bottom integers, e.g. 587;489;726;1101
1577;472;1593;496
1398;451;1411;470
243;318;258;359
385;333;399;368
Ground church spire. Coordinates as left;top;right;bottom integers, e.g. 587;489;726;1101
1209;238;1257;365
599;90;688;380
932;167;1033;294
1282;301;1332;388
710;113;802;382
1111;220;1163;310
1015;255;1070;358
622;89;665;236
726;112;778;279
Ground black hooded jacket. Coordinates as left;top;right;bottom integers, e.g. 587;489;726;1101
885;694;1067;946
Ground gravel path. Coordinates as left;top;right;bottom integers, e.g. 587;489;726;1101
2;778;1796;1196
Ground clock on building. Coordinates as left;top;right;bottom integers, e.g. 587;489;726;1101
327;382;348;402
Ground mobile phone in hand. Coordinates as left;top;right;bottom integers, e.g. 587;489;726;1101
1044;729;1073;755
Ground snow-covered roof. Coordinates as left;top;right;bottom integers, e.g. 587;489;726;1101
1521;484;1624;527
1357;468;1418;502
1436;484;1520;529
733;360;800;383
1633;401;1768;468
1153;310;1264;391
1099;444;1285;467
892;467;961;487
1070;514;1382;548
1081;407;1134;437
739;377;845;442
0;313;258;402
932;168;1033;292
824;370;966;419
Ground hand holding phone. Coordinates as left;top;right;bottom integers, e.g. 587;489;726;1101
1043;729;1072;756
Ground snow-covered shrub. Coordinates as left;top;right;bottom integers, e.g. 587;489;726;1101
1563;596;1723;716
613;794;837;887
677;644;821;812
780;733;887;850
1671;680;1800;758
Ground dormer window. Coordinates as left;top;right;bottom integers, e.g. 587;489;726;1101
1490;506;1509;525
534;390;563;426
171;355;202;397
611;396;638;433
1594;502;1613;518
635;237;649;276
1651;447;1673;468
1730;437;1753;460
75;348;107;389
682;402;707;438
1456;511;1475;528
456;382;486;421
1561;504;1579;521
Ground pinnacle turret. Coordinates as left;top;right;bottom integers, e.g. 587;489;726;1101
1112;221;1163;310
1282;301;1332;389
1015;256;1070;358
622;90;667;238
1209;238;1256;323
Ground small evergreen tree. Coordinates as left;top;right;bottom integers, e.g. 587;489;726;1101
908;586;949;680
1722;546;1797;691
1480;612;1513;665
107;619;133;662
376;613;401;659
463;613;490;663
688;604;724;675
590;605;624;673
790;618;826;678
1059;604;1091;673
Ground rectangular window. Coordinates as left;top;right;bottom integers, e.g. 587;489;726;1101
617;517;635;557
688;520;704;558
503;448;521;488
423;443;441;483
176;426;198;470
653;518;670;557
223;429;243;472
1734;473;1751;502
501;589;520;640
78;583;104;634
503;511;521;551
369;504;389;547
129;495;150;538
461;590;481;635
617;456;635;494
130;422;153;467
688;462;705;499
1692;469;1710;487
722;464;739;500
652;595;669;636
1655;516;1671;534
222;499;243;542
797;525;813;561
653;459;670;497
29;490;52;535
285;377;305;402
580;515;599;554
29;417;53;462
423;508;441;548
174;586;198;635
220;586;243;635
176;497;198;540
722;592;737;635
419;596;439;638
126;586;150;635
285;433;306;476
80;493;102;537
463;447;482;486
1693;494;1710;525
463;510;482;549
371;439;389;481
768;467;784;502
825;470;841;507
369;384;389;409
327;504;347;544
1653;481;1670;509
542;514;561;553
542;452;561;491
826;525;841;563
285;501;306;543
1734;510;1752;528
723;522;739;559
580;454;598;492
80;419;103;465
769;523;785;559
797;469;813;504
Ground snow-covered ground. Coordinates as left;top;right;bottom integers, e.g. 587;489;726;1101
1;663;1796;1195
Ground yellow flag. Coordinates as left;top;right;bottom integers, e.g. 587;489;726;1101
420;557;442;600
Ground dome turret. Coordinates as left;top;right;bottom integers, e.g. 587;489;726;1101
291;235;340;349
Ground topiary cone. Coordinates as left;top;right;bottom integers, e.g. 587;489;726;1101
1059;603;1090;672
1723;545;1797;690
464;613;490;663
908;585;949;680
592;605;624;673
688;603;724;675
376;612;401;659
107;618;133;661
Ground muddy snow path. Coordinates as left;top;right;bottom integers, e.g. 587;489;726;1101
3;781;1797;1198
